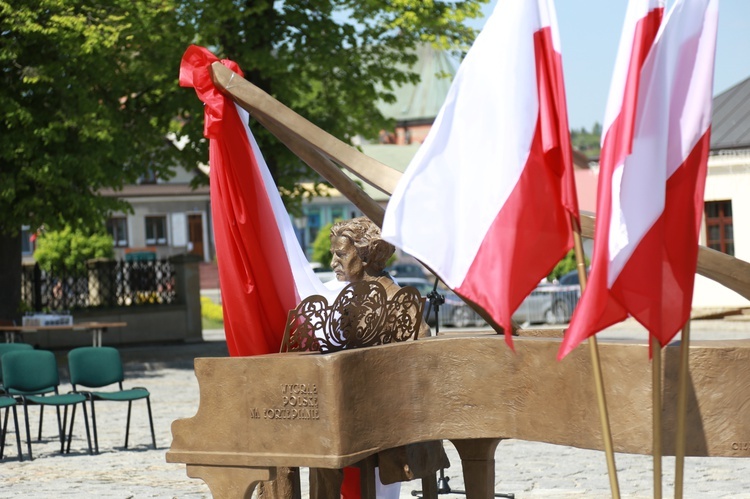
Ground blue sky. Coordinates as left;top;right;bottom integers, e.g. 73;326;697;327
470;0;750;131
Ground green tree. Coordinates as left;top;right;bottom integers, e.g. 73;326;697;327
0;0;195;319
571;122;602;159
180;0;489;207
311;222;335;269
34;226;114;272
1;0;487;320
548;249;589;283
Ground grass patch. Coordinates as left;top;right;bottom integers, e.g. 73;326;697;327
202;316;224;330
201;296;224;329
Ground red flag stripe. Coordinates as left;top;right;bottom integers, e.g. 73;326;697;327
558;4;664;359
457;118;573;346
609;130;710;347
383;1;576;349
179;45;334;357
559;0;718;359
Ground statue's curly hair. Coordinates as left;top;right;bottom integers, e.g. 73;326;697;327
330;217;395;274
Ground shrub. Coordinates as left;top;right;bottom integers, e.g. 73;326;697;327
200;296;224;323
310;222;335;268
34;226;114;272
548;249;589;282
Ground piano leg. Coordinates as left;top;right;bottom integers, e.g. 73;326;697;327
358;455;378;498
258;467;302;499
420;474;439;498
451;438;502;499
186;464;275;499
309;467;343;498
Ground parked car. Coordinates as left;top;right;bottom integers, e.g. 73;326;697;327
511;270;584;326
512;282;554;325
386;263;427;279
544;270;583;324
395;277;485;329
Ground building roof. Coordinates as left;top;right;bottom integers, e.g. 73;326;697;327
99;183;209;198
360;144;422;173
377;44;459;124
711;76;750;151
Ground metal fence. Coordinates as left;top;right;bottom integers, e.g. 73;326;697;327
21;259;177;312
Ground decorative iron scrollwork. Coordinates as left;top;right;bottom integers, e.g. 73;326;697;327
280;281;425;354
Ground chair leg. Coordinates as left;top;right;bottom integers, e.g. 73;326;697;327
125;400;133;449
21;401;32;460
58;406;69;454
37;405;44;441
63;405;74;454
90;399;99;454
145;396;156;449
66;408;72;454
12;406;23;462
66;403;92;456
80;401;92;455
1;407;7;459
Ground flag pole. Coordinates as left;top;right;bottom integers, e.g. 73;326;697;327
652;335;662;499
571;217;620;499
674;320;691;499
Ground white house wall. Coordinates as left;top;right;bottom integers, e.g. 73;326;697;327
111;196;212;262
693;152;750;309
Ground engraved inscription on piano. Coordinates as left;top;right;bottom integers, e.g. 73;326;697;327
261;383;320;421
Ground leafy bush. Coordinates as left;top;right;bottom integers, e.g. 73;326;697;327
34;226;114;272
311;222;334;268
548;249;589;282
200;296;224;323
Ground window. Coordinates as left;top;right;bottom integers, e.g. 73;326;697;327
138;169;157;184
705;200;733;256
330;206;345;223
21;225;34;255
145;216;167;246
106;217;129;247
307;209;321;246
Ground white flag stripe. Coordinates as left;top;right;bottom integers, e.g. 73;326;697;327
607;0;718;285
539;0;561;52
237;104;336;301
602;0;665;143
383;0;542;289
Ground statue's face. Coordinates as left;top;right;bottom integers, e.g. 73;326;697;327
330;235;365;282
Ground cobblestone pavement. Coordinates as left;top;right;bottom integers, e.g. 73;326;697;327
1;321;750;498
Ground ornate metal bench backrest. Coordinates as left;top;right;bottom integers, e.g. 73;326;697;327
280;281;426;353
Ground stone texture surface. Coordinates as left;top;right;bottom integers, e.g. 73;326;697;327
2;323;750;498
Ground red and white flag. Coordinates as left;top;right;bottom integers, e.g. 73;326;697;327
559;0;719;359
382;0;578;348
180;45;335;357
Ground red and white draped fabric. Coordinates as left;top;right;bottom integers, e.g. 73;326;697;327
179;45;335;357
559;0;719;359
382;0;578;348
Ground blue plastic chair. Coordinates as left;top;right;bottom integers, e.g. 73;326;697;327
2;349;92;459
68;347;156;453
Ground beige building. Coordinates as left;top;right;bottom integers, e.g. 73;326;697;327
693;76;750;309
99;165;213;263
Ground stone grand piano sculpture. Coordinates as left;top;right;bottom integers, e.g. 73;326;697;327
166;61;750;498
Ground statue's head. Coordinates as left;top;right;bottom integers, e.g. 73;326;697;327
329;217;395;282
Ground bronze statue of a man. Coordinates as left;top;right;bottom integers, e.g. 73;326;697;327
307;217;443;499
329;217;402;295
329;217;431;340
